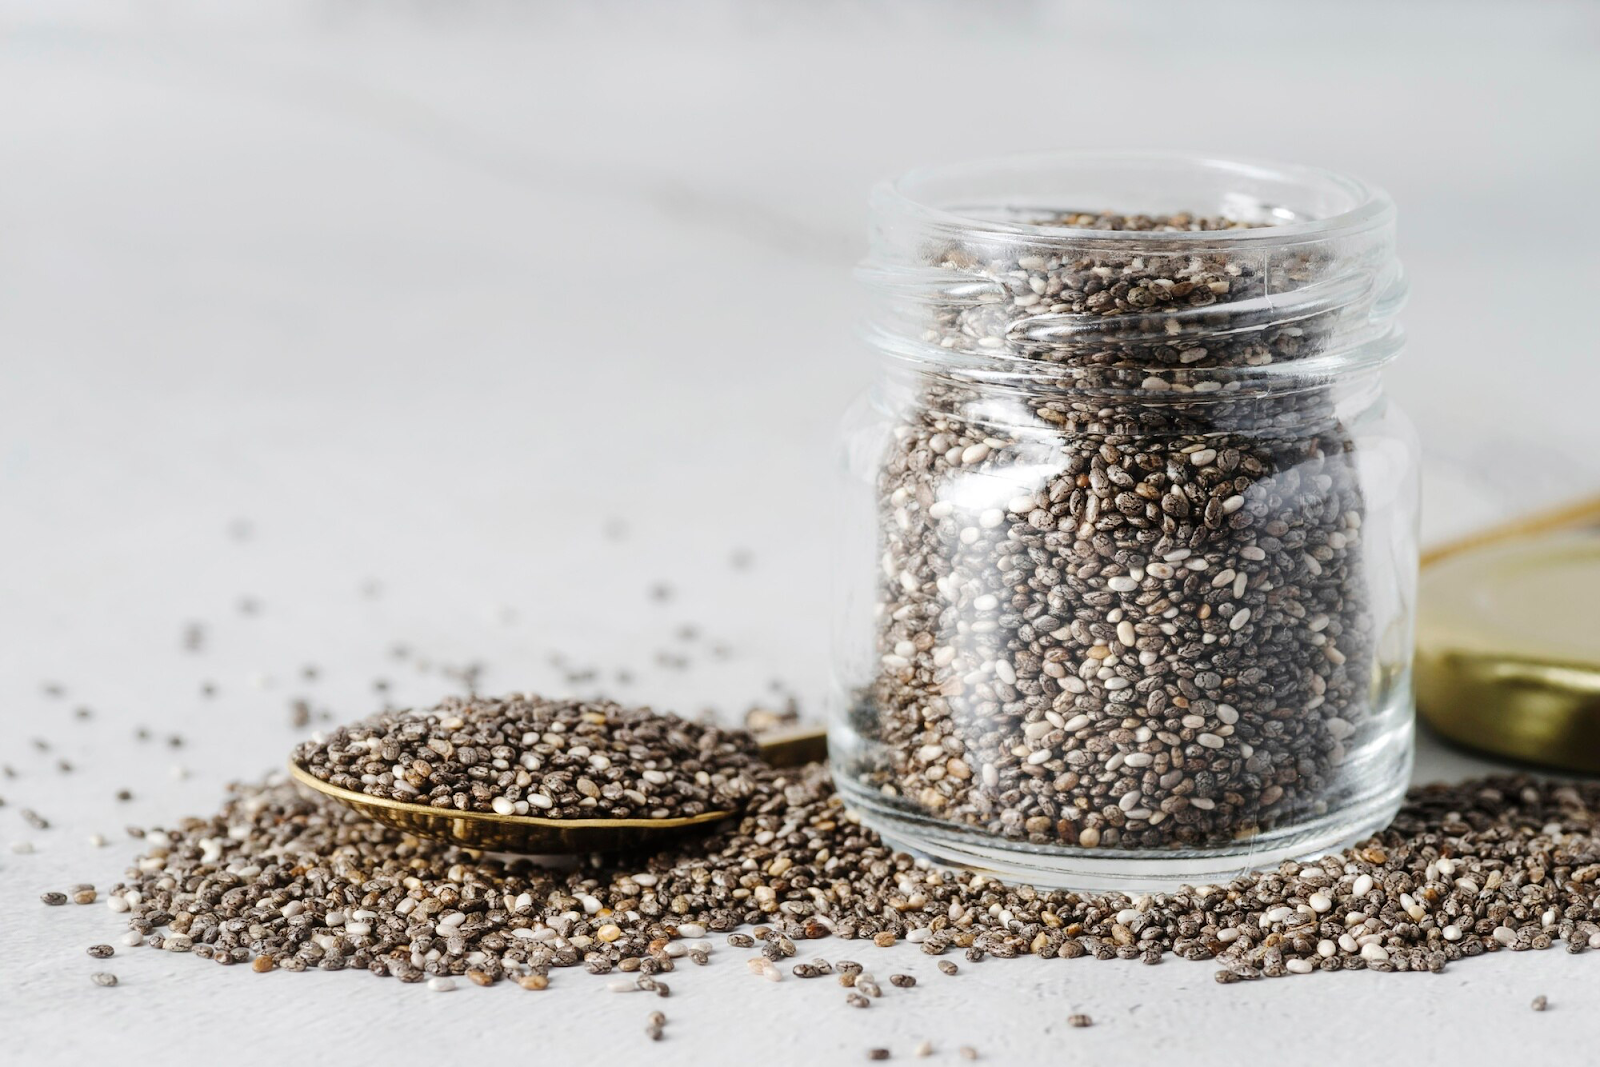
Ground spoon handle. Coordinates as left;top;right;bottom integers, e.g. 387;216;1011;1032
756;728;828;768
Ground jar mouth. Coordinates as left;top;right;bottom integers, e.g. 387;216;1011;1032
880;151;1393;247
862;150;1405;386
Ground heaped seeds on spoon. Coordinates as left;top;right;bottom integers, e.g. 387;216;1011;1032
293;694;762;820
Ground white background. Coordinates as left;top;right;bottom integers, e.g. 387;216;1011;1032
2;2;1598;1064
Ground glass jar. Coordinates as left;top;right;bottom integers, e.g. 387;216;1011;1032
833;152;1418;890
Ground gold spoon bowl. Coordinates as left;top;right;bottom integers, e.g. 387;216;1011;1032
289;727;828;854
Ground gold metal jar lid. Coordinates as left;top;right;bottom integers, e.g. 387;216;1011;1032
1416;497;1600;773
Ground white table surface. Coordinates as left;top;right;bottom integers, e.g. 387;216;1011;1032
4;3;1599;1063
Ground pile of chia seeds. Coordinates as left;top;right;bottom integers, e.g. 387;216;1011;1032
95;753;1599;991
859;210;1378;849
293;695;762;819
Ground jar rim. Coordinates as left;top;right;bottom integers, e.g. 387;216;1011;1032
879;150;1394;247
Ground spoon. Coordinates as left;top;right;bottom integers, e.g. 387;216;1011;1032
288;727;828;854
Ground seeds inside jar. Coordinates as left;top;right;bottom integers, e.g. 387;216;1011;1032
859;208;1386;850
